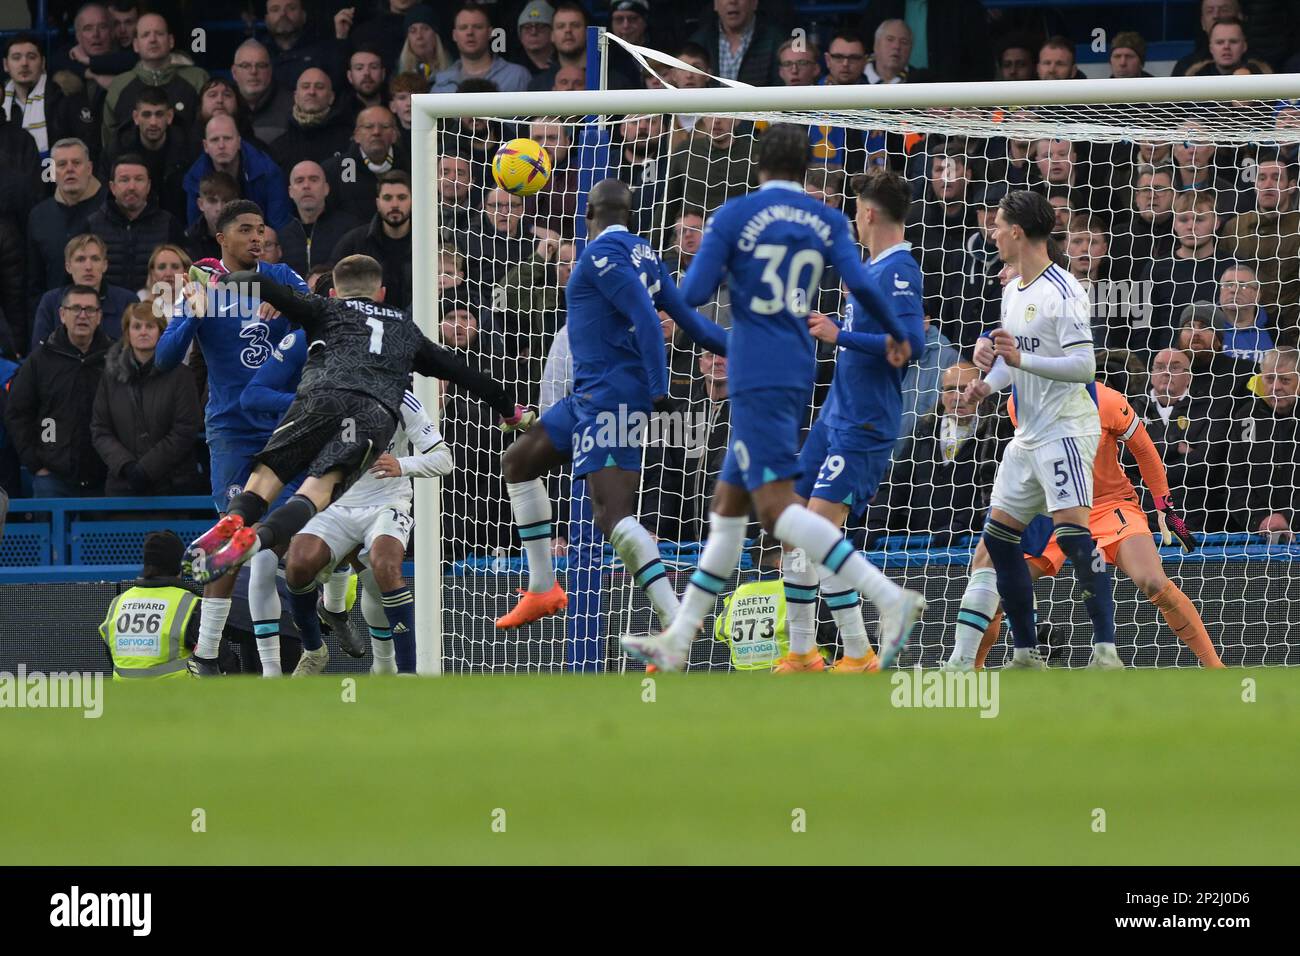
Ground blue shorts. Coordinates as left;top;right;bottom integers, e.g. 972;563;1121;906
1019;514;1055;557
540;395;643;479
720;387;808;492
794;418;892;518
208;433;303;514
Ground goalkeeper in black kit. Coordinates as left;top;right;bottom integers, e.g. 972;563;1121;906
183;253;533;594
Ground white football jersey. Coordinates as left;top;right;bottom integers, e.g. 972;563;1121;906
334;392;445;509
999;263;1101;448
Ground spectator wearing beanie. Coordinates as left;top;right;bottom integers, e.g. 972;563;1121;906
1109;31;1151;78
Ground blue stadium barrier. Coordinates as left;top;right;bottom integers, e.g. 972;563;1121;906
1;496;214;566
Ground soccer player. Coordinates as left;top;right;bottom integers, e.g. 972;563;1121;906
944;382;1222;669
960;189;1118;669
775;167;926;674
621;124;927;673
284;387;452;676
183;254;528;588
241;322;364;669
154;200;310;678
494;178;729;632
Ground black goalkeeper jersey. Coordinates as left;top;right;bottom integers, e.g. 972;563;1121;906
221;271;517;420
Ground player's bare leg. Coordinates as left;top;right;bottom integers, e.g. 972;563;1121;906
1115;535;1224;668
283;533;339;675
496;427;572;628
777;496;877;674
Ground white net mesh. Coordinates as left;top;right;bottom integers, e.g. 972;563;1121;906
423;54;1300;672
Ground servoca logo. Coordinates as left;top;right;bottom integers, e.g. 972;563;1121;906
49;886;151;936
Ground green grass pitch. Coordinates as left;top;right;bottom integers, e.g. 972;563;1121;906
2;670;1296;865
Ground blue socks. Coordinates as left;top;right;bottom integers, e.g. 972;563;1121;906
383;587;416;673
982;519;1038;649
289;584;323;651
1054;522;1117;644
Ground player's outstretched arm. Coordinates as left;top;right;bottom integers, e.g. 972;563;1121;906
220;270;324;334
241;332;303;418
677;218;729;308
654;264;727;356
412;336;518;421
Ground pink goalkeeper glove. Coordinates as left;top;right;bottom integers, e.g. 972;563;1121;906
498;405;537;433
1154;496;1197;553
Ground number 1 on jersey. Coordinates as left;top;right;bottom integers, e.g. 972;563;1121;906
366;316;384;354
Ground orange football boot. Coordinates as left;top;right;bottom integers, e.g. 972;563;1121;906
772;650;826;673
495;582;568;629
829;651;880;673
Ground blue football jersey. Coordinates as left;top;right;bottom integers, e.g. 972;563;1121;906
565;224;669;410
155;260;309;439
820;242;926;441
680;180;912;397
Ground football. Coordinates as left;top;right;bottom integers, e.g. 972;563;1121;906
491;137;553;196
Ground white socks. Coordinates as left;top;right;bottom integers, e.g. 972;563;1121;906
610;515;679;629
249;549;282;677
195;596;231;660
358;568;396;674
322;567;351;613
952;567;1000;662
781;548;818;655
667;512;747;644
819;567;869;659
507;479;555;592
772;504;899;608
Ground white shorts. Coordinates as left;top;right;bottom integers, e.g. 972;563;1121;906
299;503;414;567
988;434;1099;524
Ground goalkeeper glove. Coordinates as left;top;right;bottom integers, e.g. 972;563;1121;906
1154;496;1197;553
498;405;537;432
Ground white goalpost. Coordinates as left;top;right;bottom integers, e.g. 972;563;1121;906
411;68;1300;674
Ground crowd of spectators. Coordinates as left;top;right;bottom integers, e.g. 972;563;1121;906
1;0;1298;560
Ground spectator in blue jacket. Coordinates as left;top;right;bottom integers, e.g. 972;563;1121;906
182;114;291;231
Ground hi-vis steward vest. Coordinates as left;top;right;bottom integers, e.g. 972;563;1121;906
98;585;198;680
713;579;790;670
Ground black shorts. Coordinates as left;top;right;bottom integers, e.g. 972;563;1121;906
256;390;396;490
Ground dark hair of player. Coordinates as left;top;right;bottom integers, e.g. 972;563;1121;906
758;123;810;183
852;167;910;223
215;200;264;235
333;254;384;297
999;189;1055;241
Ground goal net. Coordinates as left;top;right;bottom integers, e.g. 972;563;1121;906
412;53;1300;672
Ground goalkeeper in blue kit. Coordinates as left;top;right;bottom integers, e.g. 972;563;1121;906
622;125;927;673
